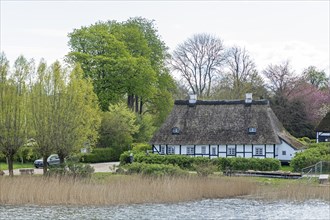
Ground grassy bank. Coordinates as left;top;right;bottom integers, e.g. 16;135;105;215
0;162;34;170
0;174;329;206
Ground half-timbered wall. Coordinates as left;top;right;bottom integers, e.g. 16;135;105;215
152;142;297;161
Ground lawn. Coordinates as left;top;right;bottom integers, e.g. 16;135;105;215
280;165;293;172
0;162;34;170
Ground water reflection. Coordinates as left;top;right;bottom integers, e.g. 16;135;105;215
0;199;329;220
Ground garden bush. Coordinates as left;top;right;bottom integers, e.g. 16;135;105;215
213;157;280;171
48;156;94;178
120;151;281;171
80;148;118;163
290;142;330;172
123;162;188;177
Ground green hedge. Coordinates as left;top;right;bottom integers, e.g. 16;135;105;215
290;143;330;172
80;148;118;163
123;162;188;177
214;157;281;171
120;152;281;171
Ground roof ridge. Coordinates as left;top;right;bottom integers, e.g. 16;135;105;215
175;100;269;105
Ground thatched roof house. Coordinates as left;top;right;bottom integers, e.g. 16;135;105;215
151;94;304;162
316;112;330;143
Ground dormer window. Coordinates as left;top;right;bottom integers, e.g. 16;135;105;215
172;127;180;135
248;127;256;134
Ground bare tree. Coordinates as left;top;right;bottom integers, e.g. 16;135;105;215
226;46;257;98
171;33;226;97
262;61;298;97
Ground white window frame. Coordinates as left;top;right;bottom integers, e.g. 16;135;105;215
211;147;217;155
228;147;235;155
255;147;263;156
168;146;175;154
282;150;286;155
187;147;194;155
160;146;165;154
201;146;206;154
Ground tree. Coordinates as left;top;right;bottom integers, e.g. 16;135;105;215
31;61;101;173
97;102;139;158
211;46;267;100
0;54;31;176
302;66;329;89
171;33;226;97
67;18;171;114
55;63;101;163
225;46;257;98
30;60;58;174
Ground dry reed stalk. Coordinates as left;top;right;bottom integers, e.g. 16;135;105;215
0;175;255;206
254;183;330;201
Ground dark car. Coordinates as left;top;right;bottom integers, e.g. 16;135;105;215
34;154;60;168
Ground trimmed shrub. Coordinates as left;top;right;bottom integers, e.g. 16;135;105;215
124;162;188;177
214;157;280;171
80;148;118;163
290;143;330;172
120;151;281;172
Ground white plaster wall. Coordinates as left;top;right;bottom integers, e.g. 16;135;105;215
237;145;244;152
219;145;226;153
219;153;226;157
245;153;252;158
276;141;297;161
266;145;274;153
245;145;252;152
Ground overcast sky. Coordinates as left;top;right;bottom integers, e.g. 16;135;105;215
0;0;329;76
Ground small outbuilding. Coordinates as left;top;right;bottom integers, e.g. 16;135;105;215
316;112;330;143
150;94;304;163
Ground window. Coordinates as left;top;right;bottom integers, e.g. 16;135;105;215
168;146;175;154
228;147;235;155
160;146;165;154
248;127;257;134
187;147;194;155
282;151;286;156
172;127;180;135
255;147;263;155
201;146;206;154
211;147;217;155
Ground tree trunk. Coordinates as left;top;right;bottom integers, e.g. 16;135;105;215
43;156;48;175
135;95;139;113
127;94;134;110
139;100;143;114
7;154;14;177
58;152;65;164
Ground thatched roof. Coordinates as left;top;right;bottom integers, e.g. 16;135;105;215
150;99;304;149
316;112;330;132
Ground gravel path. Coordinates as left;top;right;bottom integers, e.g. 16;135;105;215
1;162;120;176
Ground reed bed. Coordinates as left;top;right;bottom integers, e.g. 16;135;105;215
0;175;255;206
255;183;330;201
1;176;329;206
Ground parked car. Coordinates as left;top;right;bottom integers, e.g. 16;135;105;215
34;154;60;168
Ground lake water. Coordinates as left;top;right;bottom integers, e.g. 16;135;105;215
0;199;329;220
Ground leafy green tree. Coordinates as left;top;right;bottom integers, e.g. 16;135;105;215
0;54;30;176
31;61;101;173
30;60;58;174
67;18;171;115
97;102;139;158
53;63;101;163
302;66;329;89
